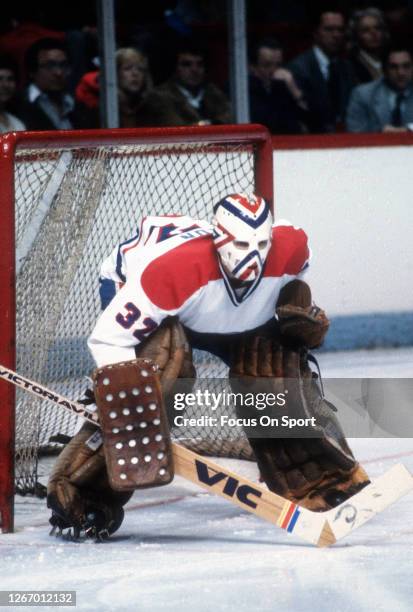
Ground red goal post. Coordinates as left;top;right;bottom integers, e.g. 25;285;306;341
0;124;273;533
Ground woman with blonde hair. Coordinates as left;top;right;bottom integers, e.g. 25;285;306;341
116;47;152;127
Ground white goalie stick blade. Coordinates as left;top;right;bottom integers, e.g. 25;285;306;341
324;463;413;541
1;363;413;546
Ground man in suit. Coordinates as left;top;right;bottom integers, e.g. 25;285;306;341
346;46;413;132
248;37;308;134
288;8;354;133
140;43;231;127
19;37;76;130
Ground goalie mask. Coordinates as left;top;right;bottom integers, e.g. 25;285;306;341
212;193;273;285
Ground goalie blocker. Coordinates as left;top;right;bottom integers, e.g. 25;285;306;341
92;358;174;490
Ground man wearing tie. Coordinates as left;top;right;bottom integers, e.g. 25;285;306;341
288;8;354;133
346;46;413;132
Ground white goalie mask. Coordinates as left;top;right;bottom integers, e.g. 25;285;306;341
212;193;273;284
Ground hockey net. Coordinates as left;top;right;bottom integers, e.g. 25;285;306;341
0;125;273;530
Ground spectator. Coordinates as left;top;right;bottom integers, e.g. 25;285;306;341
75;48;153;129
0;55;26;133
19;38;76;130
75;69;99;127
0;8;64;88
288;7;355;132
347;7;390;85
346;45;413;132
139;43;231;126
249;37;307;134
116;48;153;127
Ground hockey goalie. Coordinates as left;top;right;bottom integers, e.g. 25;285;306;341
47;193;369;539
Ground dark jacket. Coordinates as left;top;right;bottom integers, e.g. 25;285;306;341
139;78;231;127
346;77;413;132
288;48;354;133
249;75;306;134
19;86;77;131
348;49;383;86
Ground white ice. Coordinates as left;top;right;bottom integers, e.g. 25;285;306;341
1;348;413;612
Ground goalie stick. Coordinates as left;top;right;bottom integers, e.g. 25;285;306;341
1;364;412;547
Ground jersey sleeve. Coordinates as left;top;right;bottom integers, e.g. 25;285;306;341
296;240;311;279
98;244;126;310
283;225;311;288
89;217;214;365
96;216;211;310
88;276;170;367
265;222;311;281
98;232;143;309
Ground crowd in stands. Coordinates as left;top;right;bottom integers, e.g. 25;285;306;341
1;1;413;135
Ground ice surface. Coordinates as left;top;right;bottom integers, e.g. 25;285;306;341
1;349;413;612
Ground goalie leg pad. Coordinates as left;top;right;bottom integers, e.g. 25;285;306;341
248;437;369;511
230;335;370;511
93;358;174;491
47;421;132;537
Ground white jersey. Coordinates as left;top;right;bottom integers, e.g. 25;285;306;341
88;215;310;366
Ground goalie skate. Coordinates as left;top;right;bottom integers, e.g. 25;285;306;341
93;358;174;491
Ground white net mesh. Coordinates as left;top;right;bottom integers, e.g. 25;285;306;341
14;137;262;493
